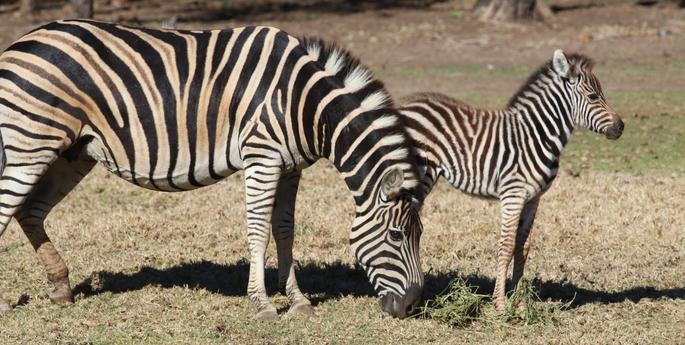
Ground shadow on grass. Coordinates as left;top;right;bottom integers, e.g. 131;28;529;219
72;260;685;309
429;275;685;309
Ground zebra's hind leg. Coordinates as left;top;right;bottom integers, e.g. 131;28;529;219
493;194;526;312
0;157;61;313
15;155;95;305
511;197;540;294
271;171;314;317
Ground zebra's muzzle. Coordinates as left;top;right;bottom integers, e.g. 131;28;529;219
604;118;624;140
379;284;422;319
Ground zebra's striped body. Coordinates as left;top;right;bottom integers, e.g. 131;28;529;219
399;50;623;310
0;20;424;319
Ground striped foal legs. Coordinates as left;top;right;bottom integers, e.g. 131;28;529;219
493;194;526;311
15;156;95;305
511;197;540;291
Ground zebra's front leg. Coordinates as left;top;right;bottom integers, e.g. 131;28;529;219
511;197;540;291
270;171;314;317
244;158;283;321
493;194;526;312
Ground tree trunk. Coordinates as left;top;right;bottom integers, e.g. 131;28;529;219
474;0;553;21
20;0;36;14
71;0;94;18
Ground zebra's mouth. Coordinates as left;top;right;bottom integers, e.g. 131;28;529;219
604;120;624;140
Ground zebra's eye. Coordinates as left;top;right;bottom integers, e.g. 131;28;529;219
587;93;600;102
388;228;404;242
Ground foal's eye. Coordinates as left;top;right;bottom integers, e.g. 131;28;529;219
587;93;600;102
388;229;404;242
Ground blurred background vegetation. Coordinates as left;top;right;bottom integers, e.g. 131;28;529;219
5;0;685;25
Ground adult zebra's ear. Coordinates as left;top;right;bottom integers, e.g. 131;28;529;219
380;167;404;201
552;49;578;84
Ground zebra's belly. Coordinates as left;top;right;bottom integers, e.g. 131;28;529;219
457;185;499;199
445;174;500;199
84;138;238;192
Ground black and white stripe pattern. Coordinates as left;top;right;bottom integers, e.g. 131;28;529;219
398;50;623;311
0;20;424;319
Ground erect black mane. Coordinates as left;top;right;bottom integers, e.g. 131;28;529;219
506;53;595;108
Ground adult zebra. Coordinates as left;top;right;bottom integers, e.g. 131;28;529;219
398;50;623;311
0;20;425;320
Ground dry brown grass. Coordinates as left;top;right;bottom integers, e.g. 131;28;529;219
0;163;683;344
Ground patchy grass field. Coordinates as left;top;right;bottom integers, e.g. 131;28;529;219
1;2;685;344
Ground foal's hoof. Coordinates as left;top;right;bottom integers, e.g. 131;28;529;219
287;302;315;317
0;300;12;314
254;308;279;322
48;288;74;305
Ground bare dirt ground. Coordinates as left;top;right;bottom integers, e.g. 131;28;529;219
0;1;684;344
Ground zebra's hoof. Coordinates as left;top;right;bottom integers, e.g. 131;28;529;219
0;300;12;314
287;302;315;317
494;302;506;314
254;308;279;322
48;288;74;305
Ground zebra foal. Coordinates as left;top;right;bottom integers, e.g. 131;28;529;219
398;50;624;311
0;20;425;319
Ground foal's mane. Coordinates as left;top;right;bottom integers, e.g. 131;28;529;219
506;53;595;108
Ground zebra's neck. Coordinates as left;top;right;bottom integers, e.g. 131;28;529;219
324;107;418;208
506;82;576;165
296;37;418;209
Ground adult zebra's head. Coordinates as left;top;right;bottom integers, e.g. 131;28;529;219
301;37;425;318
350;165;424;319
551;49;624;140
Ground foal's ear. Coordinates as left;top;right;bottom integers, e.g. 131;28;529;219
552;49;570;78
552;49;578;84
380;167;404;200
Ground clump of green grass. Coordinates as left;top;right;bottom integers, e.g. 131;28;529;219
503;279;574;326
417;278;488;327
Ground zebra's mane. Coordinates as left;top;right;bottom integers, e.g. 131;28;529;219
506;53;595;108
298;37;421;192
298;36;394;110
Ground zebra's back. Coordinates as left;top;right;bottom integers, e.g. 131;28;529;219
0;20;306;191
398;92;515;199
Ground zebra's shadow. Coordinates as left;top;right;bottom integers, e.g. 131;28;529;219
72;259;379;304
71;260;685;309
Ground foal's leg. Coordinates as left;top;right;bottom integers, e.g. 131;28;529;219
511;197;540;291
492;193;526;312
15;156;95;304
270;171;313;316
